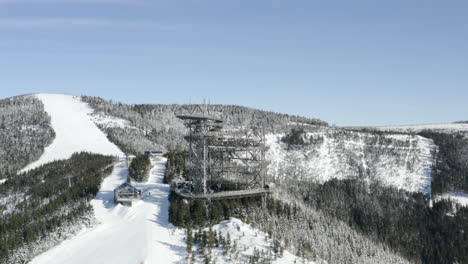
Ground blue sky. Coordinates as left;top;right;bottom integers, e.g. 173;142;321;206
0;0;467;126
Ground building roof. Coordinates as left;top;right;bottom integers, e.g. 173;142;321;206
114;182;140;192
144;151;163;154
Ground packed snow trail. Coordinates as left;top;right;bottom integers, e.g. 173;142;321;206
30;158;186;264
21;94;123;172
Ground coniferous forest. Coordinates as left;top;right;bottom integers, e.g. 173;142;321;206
284;178;468;264
81;96;328;154
70;98;468;263
1;95;467;263
419;131;468;194
128;154;151;182
163;151;186;184
0;153;114;264
166;132;468;264
166;151;406;264
0;96;55;177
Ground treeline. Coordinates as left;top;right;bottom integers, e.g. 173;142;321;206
166;147;411;263
165;150;260;228
0;153;114;264
186;227;231;264
281;127;310;147
81;96;328;154
170;192;411;263
419;131;468;194
132;103;328;133
106;127;165;156
163;151;186;184
169;195;286;264
0;95;54;177
128;154;151;182
186;223;281;264
285;178;468;264
169;193;261;228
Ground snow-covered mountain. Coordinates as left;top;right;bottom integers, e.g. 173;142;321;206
1;93;467;264
78;96;441;195
266;126;436;194
3;94;311;264
21;94;123;172
355;123;468;134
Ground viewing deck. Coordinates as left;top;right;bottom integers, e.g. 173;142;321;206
174;188;272;200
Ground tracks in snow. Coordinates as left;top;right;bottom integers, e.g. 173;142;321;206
30;158;186;264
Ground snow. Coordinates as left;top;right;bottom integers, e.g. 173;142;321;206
89;113;136;129
19;93;310;263
20;94;123;172
30;157;187;264
369;123;468;133
209;218;315;264
0;179;6;185
266;130;436;194
434;191;468;208
30;157;310;263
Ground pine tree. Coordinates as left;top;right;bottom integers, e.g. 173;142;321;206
191;200;208;227
186;226;193;257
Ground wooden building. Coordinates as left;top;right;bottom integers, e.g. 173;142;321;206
114;182;142;206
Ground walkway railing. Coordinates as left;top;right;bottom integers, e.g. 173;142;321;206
174;188;272;200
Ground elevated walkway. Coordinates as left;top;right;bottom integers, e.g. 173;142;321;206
174;187;272;200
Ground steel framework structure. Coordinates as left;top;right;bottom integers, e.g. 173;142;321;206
176;105;266;195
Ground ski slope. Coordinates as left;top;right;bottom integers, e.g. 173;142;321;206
21;94;123;172
30;158;187;264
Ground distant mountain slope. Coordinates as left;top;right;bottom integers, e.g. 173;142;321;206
267;126;436;194
0;95;54;177
21;94;123;172
364;123;468;134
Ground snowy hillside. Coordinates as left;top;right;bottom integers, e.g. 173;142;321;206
368;123;468;134
21;94;123;172
12;94;310;264
0;95;54;176
29;157;311;264
89;113;135;129
3;93;467;264
267;127;436;194
31;158;187;264
206;218;315;264
434;191;468;208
